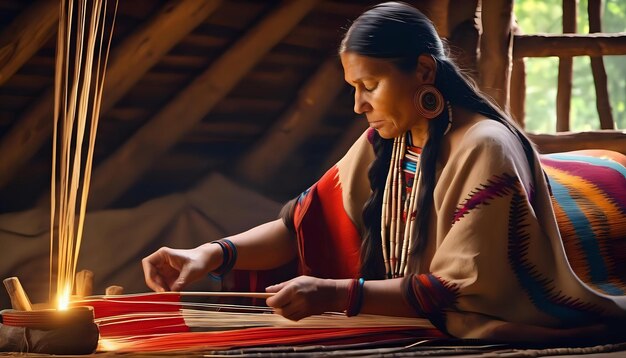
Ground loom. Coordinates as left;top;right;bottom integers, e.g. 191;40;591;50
0;274;442;354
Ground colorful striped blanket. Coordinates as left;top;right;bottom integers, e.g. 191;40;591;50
541;150;626;296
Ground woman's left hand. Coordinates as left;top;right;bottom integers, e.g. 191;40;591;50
265;276;350;321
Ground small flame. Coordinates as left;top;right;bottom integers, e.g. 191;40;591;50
57;284;72;310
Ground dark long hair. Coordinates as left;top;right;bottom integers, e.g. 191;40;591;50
340;2;536;279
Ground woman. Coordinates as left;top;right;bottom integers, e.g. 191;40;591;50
142;2;626;342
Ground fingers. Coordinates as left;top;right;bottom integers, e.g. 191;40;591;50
271;302;308;321
265;280;288;293
265;276;323;321
170;266;193;292
141;247;173;292
265;278;295;308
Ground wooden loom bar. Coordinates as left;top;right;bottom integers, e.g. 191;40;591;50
95;291;275;299
556;0;577;133
0;0;59;86
0;0;221;192
479;0;514;110
513;33;626;58
588;0;614;130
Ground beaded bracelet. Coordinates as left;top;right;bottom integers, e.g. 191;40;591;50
208;239;237;280
346;277;365;317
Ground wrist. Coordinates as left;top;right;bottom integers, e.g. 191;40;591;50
332;279;352;313
198;241;221;267
207;239;237;280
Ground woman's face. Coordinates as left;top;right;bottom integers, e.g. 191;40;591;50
340;51;427;139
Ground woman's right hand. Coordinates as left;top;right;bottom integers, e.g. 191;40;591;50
141;245;219;292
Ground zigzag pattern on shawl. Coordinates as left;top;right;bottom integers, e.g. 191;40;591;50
452;173;518;224
507;190;604;323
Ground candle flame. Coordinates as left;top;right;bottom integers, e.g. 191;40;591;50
57;283;71;310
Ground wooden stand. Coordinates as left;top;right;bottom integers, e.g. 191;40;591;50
0;276;99;354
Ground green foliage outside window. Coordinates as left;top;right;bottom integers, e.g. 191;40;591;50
514;0;625;133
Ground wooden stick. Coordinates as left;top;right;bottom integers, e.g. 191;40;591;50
179;291;275;299
3;277;33;311
95;291;275;299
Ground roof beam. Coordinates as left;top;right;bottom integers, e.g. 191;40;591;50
236;57;345;186
87;0;320;209
0;0;58;86
0;0;222;190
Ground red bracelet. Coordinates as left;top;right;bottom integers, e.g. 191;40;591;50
346;278;365;317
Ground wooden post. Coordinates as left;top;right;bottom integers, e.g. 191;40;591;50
510;23;526;127
479;0;514;110
447;1;479;80
3;277;33;311
417;0;451;37
588;0;614;129
75;270;94;298
556;0;577;132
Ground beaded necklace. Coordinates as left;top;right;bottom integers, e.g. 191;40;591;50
380;103;452;278
381;134;421;278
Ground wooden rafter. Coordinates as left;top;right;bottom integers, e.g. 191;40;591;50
99;0;223;114
588;0;614;130
87;0;320;210
236;57;345;186
0;0;221;190
478;0;514;110
0;0;58;86
514;33;626;58
556;0;577;132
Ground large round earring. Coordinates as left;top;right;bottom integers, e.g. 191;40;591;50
413;85;444;119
